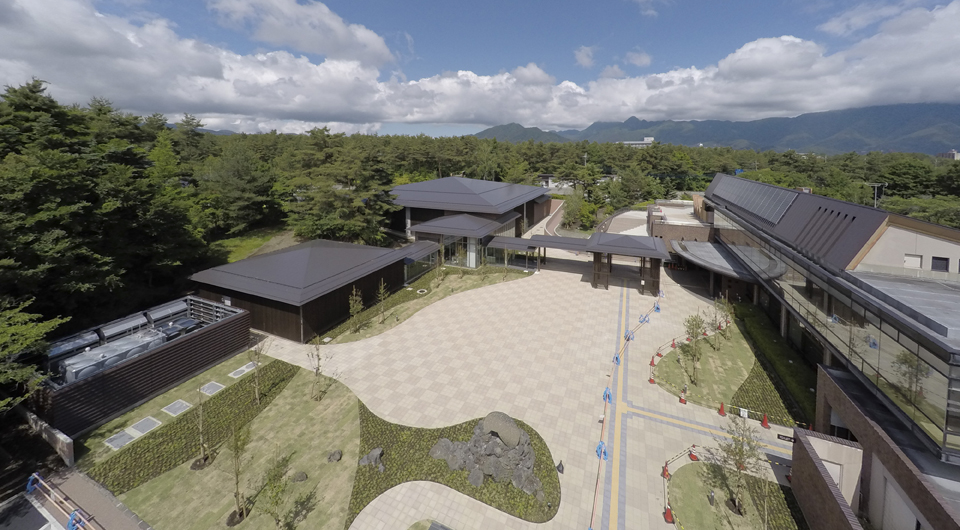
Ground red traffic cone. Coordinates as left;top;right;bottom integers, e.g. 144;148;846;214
662;461;670;479
671;339;676;348
656;350;663;357
718;323;723;331
649;374;656;384
718;402;726;416
686;337;691;342
761;413;770;429
679;393;687;405
689;445;699;461
664;505;674;523
786;471;792;483
703;331;708;336
650;356;656;367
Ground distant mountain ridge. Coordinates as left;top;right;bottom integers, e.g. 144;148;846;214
473;104;960;154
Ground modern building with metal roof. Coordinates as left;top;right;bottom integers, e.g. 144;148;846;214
191;239;437;343
661;173;960;530
393;176;553;271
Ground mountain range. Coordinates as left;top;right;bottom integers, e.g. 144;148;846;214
473;104;960;154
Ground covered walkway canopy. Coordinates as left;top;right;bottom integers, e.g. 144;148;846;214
488;232;669;293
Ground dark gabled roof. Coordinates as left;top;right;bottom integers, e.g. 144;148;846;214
409;212;519;238
392;177;548;214
190;240;438;306
706;173;888;271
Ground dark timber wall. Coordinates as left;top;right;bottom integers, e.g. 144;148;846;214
37;310;251;437
197;260;406;343
198;285;300;341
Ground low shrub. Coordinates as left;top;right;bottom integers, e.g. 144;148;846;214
735;304;817;422
88;360;300;494
345;403;560;529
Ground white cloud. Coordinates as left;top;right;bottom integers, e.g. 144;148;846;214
599;65;626;79
631;0;664;17
208;0;393;65
574;46;596;68
817;0;919;36
624;51;652;67
3;0;960;133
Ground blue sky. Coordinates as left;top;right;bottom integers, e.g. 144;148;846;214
2;0;959;135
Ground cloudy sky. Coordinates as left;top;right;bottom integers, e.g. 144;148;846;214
2;0;959;135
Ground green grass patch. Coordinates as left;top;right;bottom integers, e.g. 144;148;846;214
210;226;287;263
119;369;361;530
669;462;807;530
76;353;264;468
345;403;560;529
88;360;300;494
735;304;817;423
325;268;530;344
655;321;795;425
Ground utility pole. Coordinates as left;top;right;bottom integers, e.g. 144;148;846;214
864;182;887;208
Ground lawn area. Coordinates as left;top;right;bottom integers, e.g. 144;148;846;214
654;321;795;426
669;462;807;530
327;268;531;345
210;226;290;263
120;369;361;530
76;352;271;468
345;403;560;529
408;521;434;530
734;304;817;423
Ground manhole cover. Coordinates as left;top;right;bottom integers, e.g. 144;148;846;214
130;417;161;436
200;381;225;396
105;431;135;451
417;289;428;295
162;399;192;417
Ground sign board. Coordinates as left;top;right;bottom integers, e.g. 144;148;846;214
739;407;749;419
777;434;796;443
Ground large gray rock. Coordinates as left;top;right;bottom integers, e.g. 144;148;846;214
327;450;342;463
359;448;383;467
482;412;522;449
468;467;484;488
429;438;454;460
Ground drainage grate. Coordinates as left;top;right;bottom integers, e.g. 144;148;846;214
228;362;258;379
162;399;192;417
105;431;136;451
129;417;161;436
200;381;225;396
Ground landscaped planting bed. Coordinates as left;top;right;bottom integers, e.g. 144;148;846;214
345;403;560;529
730;362;794;426
735;304;817;423
669;462;807;530
88;360;300;494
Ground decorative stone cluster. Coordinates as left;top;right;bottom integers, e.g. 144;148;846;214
429;411;544;502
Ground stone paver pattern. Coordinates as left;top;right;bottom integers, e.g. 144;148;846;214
266;252;797;530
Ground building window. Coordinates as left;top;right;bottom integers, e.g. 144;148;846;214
904;254;922;269
932;256;949;272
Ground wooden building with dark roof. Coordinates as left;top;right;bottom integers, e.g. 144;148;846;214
191;240;437;343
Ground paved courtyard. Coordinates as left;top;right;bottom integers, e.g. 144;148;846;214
267;251;797;530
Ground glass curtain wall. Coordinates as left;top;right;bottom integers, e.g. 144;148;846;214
715;209;952;450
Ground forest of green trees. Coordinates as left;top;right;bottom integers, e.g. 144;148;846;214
2;79;960;345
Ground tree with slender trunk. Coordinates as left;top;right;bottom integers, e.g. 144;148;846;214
348;286;363;333
307;338;328;402
376;278;388;325
228;422;251;522
455;243;467;278
195;385;209;466
716;415;764;515
683;313;707;385
436;246;445;283
248;336;270;406
258;450;291;529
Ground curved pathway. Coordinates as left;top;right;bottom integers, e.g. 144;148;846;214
266;259;796;530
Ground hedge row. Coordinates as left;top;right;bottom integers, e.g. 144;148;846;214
88;360;300;494
345;403;560;529
735;303;817;422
